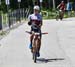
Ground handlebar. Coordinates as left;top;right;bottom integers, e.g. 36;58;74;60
25;31;48;35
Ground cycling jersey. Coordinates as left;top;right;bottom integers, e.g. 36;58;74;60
58;3;65;11
28;13;42;33
28;13;42;25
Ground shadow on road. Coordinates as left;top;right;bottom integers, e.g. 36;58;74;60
37;58;65;63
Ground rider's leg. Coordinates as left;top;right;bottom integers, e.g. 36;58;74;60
36;36;41;57
62;11;64;18
38;30;42;52
37;38;41;52
36;29;42;57
33;35;37;53
29;34;33;49
29;27;34;49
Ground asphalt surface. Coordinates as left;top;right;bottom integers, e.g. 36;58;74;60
0;18;75;67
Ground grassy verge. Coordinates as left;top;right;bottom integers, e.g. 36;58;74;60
0;31;6;35
41;9;75;19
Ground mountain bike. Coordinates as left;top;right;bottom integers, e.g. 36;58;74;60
56;9;64;20
26;31;48;63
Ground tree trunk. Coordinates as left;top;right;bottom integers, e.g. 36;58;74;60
53;0;55;10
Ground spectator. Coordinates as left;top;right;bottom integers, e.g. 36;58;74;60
72;2;75;11
66;1;72;16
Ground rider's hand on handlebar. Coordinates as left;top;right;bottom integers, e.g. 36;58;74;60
38;24;42;28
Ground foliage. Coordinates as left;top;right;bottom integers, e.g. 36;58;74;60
0;0;75;13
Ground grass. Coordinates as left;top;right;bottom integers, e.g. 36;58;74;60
0;31;6;35
41;9;75;19
2;13;8;25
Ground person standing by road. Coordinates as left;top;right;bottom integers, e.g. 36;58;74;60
66;1;72;17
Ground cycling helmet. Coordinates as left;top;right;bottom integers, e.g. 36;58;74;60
33;6;40;10
61;1;64;3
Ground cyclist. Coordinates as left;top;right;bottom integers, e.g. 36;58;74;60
28;6;42;57
57;1;65;18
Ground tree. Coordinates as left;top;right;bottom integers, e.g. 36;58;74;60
0;0;74;13
53;0;55;10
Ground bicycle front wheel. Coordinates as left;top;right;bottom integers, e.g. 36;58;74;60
33;52;37;63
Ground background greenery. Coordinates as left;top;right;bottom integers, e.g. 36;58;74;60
0;0;75;13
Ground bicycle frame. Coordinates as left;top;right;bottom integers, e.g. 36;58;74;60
56;9;64;20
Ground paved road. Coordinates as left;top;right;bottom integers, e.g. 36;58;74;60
0;18;75;67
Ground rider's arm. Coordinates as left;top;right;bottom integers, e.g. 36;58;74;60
40;14;43;26
57;4;61;9
39;15;43;27
28;15;32;25
41;20;43;26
